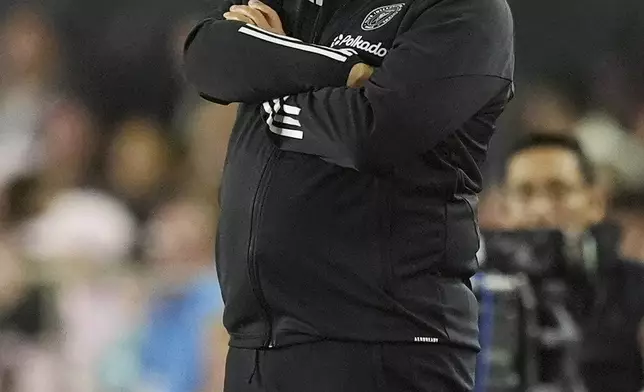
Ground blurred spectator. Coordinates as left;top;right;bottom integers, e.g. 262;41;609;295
99;198;226;392
36;99;97;196
0;92;137;264
106;117;181;224
0;243;59;392
23;189;136;265
180;102;237;201
0;175;60;391
502;134;644;392
55;262;143;392
136;198;224;392
13;175;144;392
0;6;60;187
610;192;644;261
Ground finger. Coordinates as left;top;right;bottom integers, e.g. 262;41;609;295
223;11;251;23
223;11;255;25
247;0;282;28
229;5;269;27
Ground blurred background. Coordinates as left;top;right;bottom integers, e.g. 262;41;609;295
0;0;643;391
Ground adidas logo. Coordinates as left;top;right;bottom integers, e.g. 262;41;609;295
330;34;388;58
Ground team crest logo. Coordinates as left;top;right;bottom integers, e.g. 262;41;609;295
361;3;405;31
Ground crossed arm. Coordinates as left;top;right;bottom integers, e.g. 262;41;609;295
183;0;515;171
183;0;372;104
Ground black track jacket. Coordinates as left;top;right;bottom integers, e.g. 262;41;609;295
184;0;515;350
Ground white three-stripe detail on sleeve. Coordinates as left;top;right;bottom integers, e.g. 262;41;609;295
238;26;347;62
262;98;304;139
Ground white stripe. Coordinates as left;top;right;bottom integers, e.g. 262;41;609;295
267;116;303;139
269;125;304;139
283;104;301;115
310;43;356;56
243;24;302;43
238;27;347;62
274;115;300;127
315;0;323;5
339;48;358;56
242;25;348;59
262;99;303;137
272;98;282;114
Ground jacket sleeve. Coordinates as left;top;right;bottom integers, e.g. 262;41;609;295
183;15;361;104
263;0;516;171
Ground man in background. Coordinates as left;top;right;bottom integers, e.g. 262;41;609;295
502;133;644;392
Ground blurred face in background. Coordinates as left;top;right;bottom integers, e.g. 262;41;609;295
107;117;171;202
183;102;237;200
504;146;605;235
40;100;95;190
1;7;57;83
144;199;216;288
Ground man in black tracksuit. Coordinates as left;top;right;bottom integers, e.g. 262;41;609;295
183;0;514;390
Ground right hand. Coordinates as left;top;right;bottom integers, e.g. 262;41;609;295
346;63;375;88
224;0;285;36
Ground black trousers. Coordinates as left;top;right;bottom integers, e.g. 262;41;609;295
224;340;477;392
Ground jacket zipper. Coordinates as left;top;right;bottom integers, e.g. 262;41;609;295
247;148;281;348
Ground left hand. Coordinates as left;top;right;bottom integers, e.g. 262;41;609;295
346;63;375;88
224;0;286;35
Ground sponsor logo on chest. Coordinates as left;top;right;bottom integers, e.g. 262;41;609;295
330;34;388;57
